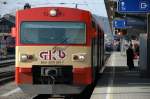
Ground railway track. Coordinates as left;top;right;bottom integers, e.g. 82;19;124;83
32;77;98;99
0;71;15;85
0;62;15;67
33;95;75;99
0;55;15;61
0;59;15;85
33;94;76;99
0;59;15;67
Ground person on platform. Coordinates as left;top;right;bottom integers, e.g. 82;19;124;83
126;44;135;70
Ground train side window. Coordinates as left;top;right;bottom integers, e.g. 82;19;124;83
92;21;96;29
98;28;100;40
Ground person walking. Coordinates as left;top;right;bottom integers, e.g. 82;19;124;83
126;44;134;70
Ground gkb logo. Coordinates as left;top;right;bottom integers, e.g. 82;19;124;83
140;1;149;10
39;48;66;60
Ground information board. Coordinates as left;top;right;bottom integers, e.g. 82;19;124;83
118;0;150;13
113;19;127;28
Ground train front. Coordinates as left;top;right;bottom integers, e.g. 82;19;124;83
14;7;93;95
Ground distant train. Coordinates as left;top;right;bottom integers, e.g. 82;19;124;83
11;7;104;97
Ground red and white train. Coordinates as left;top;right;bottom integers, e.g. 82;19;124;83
11;7;104;96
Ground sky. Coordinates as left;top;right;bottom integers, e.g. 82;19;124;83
0;0;108;17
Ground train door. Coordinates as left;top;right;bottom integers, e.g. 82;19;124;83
101;31;104;66
91;20;98;82
97;27;101;71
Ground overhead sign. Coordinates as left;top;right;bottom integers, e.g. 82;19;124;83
113;19;126;28
118;0;150;13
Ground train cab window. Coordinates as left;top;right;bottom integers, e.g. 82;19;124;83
20;22;86;44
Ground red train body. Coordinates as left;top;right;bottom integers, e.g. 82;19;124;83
12;7;104;95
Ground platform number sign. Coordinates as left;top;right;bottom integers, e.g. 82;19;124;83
113;20;126;29
140;1;149;10
118;0;150;13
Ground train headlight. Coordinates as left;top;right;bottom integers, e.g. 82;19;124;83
79;55;85;60
72;53;86;62
20;54;28;62
49;9;57;16
20;54;34;62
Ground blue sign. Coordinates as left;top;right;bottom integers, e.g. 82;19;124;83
118;0;150;13
113;19;127;28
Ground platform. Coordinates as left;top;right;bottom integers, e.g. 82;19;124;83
91;52;150;99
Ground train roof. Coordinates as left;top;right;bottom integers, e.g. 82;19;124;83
16;7;92;23
17;7;91;14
